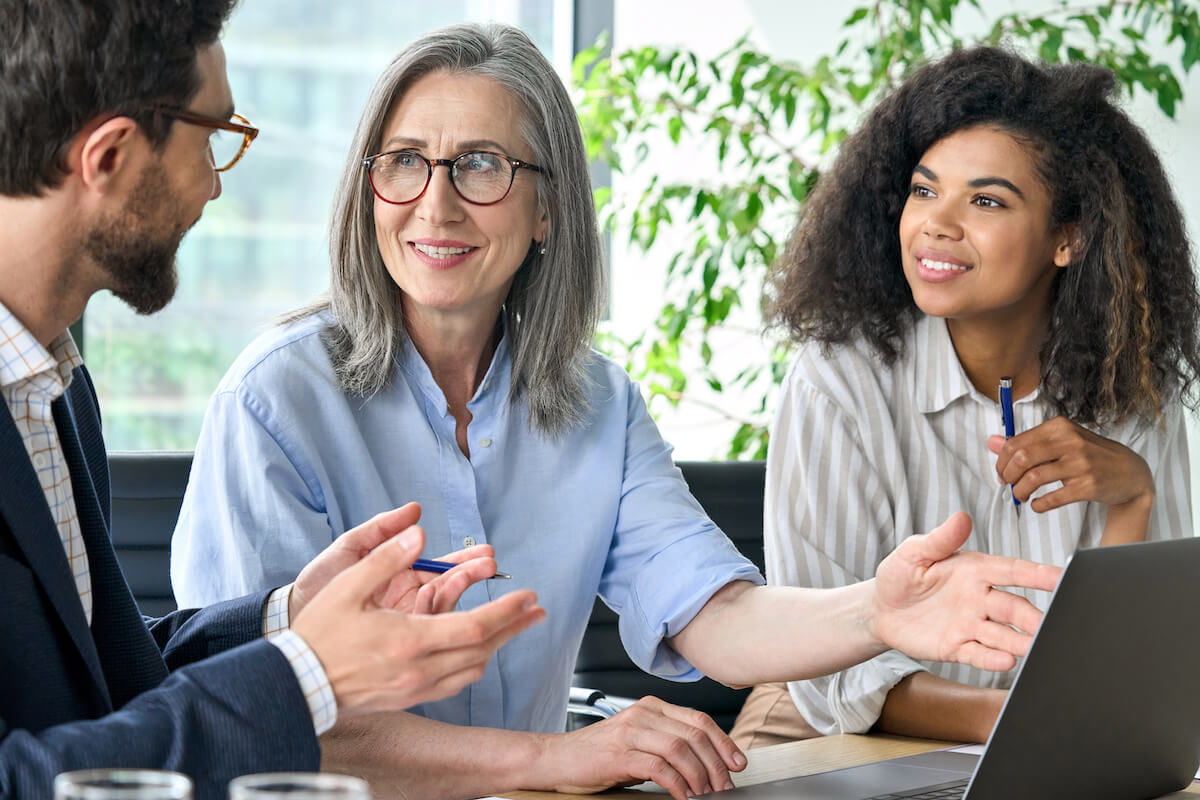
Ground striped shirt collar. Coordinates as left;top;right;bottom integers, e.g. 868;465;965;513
0;301;82;392
911;314;1040;414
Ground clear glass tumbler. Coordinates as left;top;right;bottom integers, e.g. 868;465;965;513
54;769;193;800
227;773;370;800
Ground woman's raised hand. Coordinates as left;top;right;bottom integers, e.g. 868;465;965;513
988;416;1154;543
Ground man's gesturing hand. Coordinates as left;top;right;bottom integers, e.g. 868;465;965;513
292;522;544;718
873;511;1062;671
290;503;501;619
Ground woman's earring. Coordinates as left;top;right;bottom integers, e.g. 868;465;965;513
538;242;548;255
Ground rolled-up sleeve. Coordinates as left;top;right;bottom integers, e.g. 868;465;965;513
599;381;764;680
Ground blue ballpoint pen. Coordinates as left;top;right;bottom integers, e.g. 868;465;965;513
413;557;512;580
999;376;1021;515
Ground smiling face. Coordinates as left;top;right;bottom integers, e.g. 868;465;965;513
898;125;1073;329
372;70;548;327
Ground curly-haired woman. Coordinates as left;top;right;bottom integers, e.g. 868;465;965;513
732;45;1200;749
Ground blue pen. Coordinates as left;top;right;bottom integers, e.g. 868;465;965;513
999;377;1021;515
413;557;512;580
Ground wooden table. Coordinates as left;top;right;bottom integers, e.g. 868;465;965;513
501;733;1200;799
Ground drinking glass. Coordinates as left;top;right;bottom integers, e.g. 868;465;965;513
228;773;370;799
54;769;192;799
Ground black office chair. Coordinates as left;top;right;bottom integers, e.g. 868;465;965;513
108;450;191;617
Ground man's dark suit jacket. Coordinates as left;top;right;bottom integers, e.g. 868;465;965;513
0;366;320;799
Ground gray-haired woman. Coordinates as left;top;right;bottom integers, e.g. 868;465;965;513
171;22;1060;800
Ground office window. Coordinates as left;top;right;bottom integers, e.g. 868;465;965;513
84;0;565;449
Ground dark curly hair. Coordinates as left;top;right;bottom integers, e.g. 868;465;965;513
767;46;1200;425
0;0;238;197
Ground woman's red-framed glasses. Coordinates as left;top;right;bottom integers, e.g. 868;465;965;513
362;149;545;205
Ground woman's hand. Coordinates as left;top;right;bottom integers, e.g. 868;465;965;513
988;416;1154;512
539;697;746;800
988;416;1154;543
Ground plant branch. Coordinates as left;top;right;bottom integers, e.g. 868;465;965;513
652;389;765;427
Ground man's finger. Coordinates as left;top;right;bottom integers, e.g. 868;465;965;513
473;597;547;651
337;524;424;603
433;544;496;564
414;582;438;615
427;561;495;612
412;589;543;654
407;562;493;614
337;503;423;556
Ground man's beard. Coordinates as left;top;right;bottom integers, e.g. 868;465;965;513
85;161;188;315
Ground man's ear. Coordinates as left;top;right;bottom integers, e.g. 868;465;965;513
1053;223;1080;268
73;116;143;193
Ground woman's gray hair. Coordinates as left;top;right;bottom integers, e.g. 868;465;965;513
293;22;604;435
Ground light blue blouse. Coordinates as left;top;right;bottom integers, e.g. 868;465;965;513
170;313;763;733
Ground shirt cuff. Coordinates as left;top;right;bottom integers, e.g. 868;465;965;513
263;583;293;637
268;629;338;736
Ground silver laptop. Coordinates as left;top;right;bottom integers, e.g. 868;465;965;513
702;536;1200;800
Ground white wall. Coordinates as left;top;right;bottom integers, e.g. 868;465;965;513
608;1;1200;521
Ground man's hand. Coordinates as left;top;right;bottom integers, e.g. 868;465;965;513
873;512;1062;672
540;697;746;800
290;503;501;619
292;522;545;718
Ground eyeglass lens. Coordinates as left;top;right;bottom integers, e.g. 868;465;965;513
369;151;515;204
209;127;246;171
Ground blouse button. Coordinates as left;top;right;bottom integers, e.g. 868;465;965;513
463;536;477;547
479;437;492;448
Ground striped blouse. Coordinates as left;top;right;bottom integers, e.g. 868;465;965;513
766;314;1192;734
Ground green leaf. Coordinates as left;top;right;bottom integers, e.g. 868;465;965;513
667;116;683;144
783;92;798;126
1072;14;1101;39
1039;27;1064;62
844;6;870;26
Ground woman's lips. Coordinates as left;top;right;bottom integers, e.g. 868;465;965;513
409;241;478;269
914;255;972;283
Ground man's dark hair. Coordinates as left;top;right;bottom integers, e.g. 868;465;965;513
0;0;238;197
767;46;1200;425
